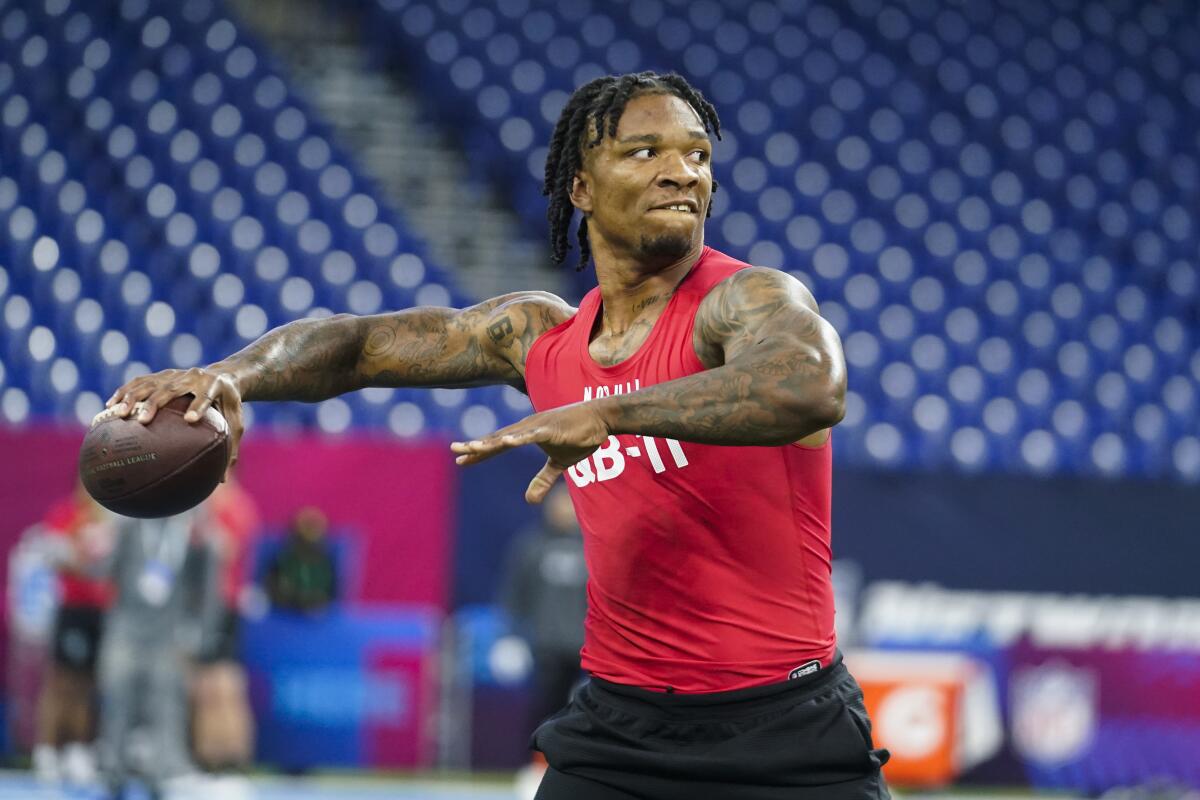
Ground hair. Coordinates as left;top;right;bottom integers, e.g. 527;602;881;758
542;71;722;271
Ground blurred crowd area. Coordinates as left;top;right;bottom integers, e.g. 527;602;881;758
9;476;346;796
0;0;1197;796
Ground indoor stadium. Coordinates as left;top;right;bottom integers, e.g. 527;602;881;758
1;0;1197;798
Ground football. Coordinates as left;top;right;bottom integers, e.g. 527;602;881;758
79;395;230;518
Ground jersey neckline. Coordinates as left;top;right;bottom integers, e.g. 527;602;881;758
578;246;713;376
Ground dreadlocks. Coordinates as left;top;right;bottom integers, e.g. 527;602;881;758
543;72;722;272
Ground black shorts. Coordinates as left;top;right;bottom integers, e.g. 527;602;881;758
532;656;891;800
51;605;104;673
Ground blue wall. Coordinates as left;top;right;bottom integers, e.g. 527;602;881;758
833;468;1199;597
455;457;1200;606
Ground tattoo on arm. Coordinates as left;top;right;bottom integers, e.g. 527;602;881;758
594;269;846;445
356;306;492;388
356;292;573;391
486;316;515;344
364;325;397;358
212;293;574;401
477;296;574;388
212;315;370;402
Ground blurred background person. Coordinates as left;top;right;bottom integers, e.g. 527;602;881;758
263;507;338;615
500;483;587;737
96;507;222;798
499;484;587;798
32;481;116;787
189;477;259;774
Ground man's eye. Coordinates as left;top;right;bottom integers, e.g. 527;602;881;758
630;148;654;159
689;150;710;163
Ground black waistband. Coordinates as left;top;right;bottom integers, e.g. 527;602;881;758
585;652;845;719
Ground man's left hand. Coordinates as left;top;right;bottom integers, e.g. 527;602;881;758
450;402;611;503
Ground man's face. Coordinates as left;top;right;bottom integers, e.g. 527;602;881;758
572;93;713;265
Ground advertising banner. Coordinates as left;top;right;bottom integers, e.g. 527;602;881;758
856;581;1200;790
241;608;441;768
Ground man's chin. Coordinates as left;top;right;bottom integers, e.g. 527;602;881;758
637;232;694;263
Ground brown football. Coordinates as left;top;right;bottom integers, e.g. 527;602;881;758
79;395;229;518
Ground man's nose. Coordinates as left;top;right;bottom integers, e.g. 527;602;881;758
658;153;701;187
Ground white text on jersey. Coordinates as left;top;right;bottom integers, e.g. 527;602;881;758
567;435;689;488
582;379;641;402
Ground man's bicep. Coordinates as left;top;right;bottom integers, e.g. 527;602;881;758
694;267;840;366
474;292;576;388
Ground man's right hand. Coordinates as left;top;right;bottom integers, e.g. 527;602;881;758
105;367;245;478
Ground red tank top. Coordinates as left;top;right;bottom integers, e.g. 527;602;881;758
524;247;836;693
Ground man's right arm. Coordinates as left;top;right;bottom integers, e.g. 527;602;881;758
105;291;573;472
350;290;572;394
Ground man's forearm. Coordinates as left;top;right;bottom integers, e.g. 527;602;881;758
592;347;844;446
208;314;368;402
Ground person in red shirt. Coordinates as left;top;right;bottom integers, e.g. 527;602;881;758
34;482;116;785
105;72;889;798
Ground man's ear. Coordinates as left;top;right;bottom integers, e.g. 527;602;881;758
570;173;592;214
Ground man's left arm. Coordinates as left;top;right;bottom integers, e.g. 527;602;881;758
596;267;846;446
451;268;846;502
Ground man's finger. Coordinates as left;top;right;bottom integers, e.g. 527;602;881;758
184;391;215;423
138;387;183;424
525;459;565;504
449;432;518;454
220;431;240;483
451;428;541;464
111;384;148;417
107;381;140;408
221;402;244;482
453;447;505;466
223;452;238;483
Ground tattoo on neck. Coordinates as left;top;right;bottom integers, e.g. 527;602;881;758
632;294;663;315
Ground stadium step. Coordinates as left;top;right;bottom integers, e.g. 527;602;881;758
226;0;563;303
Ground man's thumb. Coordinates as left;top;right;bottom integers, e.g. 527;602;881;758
525;458;565;504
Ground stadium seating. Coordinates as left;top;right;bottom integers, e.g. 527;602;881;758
0;0;526;442
1;0;1197;482
353;0;1200;480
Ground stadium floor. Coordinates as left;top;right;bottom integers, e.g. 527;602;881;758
0;771;1082;800
0;772;510;800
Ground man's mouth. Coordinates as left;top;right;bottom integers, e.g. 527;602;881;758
650;201;698;214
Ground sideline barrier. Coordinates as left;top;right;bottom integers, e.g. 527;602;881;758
241;607;441;768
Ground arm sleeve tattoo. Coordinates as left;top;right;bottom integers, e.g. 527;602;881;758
209;292;574;401
593;268;847;445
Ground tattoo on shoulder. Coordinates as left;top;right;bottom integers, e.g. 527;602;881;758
694;269;823;367
486;295;574;379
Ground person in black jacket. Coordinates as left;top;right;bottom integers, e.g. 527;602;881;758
501;483;588;733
